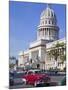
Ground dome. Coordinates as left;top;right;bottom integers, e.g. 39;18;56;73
37;4;59;41
39;5;57;26
40;6;56;20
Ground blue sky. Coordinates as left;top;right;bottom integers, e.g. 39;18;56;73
9;1;66;58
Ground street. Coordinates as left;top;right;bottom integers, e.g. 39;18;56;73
9;74;66;89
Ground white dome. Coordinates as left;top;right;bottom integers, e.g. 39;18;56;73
40;7;56;20
37;5;59;41
39;5;57;27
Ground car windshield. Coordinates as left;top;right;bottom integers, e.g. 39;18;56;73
28;71;33;75
35;71;41;74
27;70;45;74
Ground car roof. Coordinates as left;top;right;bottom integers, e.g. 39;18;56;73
28;69;41;72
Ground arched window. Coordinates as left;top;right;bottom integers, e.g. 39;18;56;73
42;21;44;24
52;13;53;17
48;11;50;16
45;20;47;24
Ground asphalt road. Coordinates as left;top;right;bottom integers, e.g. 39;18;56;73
50;75;65;85
9;84;33;89
9;75;66;89
51;76;65;82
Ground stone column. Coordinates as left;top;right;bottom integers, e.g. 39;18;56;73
39;49;41;59
51;29;53;40
47;28;49;39
42;28;43;37
46;28;48;39
44;28;45;36
40;29;42;38
39;48;43;69
29;51;32;60
48;28;49;39
48;28;50;40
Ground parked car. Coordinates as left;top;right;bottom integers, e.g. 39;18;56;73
61;77;66;85
9;71;26;86
13;78;26;85
22;69;51;86
9;72;14;86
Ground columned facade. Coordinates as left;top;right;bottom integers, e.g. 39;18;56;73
46;41;66;70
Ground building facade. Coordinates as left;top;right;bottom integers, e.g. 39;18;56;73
18;5;66;70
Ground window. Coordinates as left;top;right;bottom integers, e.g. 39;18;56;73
45;20;47;24
48;11;50;16
49;20;50;24
52;13;53;17
37;64;40;69
42;21;44;24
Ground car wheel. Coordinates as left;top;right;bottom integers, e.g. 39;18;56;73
34;81;38;87
22;78;26;85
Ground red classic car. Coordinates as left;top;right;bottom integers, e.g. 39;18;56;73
23;70;51;86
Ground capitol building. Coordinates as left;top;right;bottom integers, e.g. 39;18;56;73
18;5;66;70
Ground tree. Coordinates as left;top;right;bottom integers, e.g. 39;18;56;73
60;43;66;64
9;56;17;70
48;42;65;69
9;63;15;69
9;56;16;60
60;54;66;64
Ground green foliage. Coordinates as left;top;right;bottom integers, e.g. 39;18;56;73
9;56;16;60
48;42;65;62
9;63;15;69
60;54;66;64
55;42;65;47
